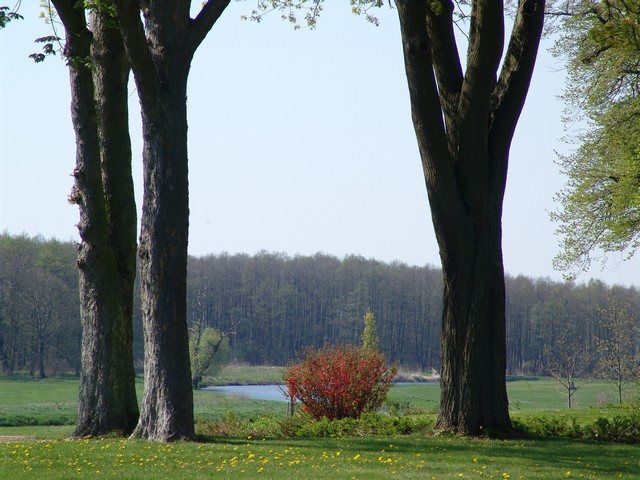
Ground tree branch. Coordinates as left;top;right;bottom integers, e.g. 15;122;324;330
187;0;231;56
489;0;545;190
425;0;463;132
50;0;88;40
111;0;159;109
458;0;504;129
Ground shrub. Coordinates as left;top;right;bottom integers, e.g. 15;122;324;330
277;412;433;438
514;410;640;443
284;344;397;420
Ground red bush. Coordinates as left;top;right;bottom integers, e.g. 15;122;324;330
284;344;397;420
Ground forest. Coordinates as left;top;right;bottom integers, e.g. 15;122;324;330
1;232;638;378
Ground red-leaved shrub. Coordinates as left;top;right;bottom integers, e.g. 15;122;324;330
284;344;397;420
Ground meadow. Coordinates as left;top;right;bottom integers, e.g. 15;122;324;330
0;366;638;479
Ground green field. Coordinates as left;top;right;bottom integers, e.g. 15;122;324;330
0;369;638;478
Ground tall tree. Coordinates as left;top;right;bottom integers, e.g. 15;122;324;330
551;0;640;278
395;0;545;434
48;1;139;436
111;0;231;441
253;0;545;435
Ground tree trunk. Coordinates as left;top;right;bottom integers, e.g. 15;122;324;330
38;330;46;379
396;0;544;435
112;0;230;442
131;74;195;441
436;201;511;433
52;0;139;437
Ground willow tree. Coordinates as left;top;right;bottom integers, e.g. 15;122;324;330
111;0;231;441
49;0;139;437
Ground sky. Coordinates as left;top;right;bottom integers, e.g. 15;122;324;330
1;2;639;287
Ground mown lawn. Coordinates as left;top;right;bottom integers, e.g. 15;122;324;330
1;434;638;479
0;371;638;478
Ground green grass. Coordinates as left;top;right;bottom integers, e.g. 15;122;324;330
0;434;637;479
0;377;79;427
1;371;639;478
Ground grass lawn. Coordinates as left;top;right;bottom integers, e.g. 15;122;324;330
0;433;638;479
0;370;638;478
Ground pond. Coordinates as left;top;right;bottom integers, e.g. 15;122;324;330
203;384;289;402
204;382;439;402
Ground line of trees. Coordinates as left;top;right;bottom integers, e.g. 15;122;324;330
2;233;638;381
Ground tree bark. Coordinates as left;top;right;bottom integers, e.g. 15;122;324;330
52;0;139;437
112;0;230;442
396;0;545;435
131;73;196;441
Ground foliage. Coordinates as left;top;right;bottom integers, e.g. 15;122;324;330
276;412;433;438
284;344;397;420
551;0;640;278
0;6;23;28
243;1;384;29
2;234;640;378
361;308;379;353
28;36;61;63
0;234;81;377
198;412;433;439
189;326;230;388
516;409;640;443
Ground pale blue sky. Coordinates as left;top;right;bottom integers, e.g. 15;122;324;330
1;2;638;287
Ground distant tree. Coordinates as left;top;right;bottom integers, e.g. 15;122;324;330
189;325;230;388
545;327;593;408
596;299;639;404
551;0;640;278
361;308;379;353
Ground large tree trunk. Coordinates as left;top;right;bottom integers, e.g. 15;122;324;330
396;0;544;435
53;1;139;437
112;0;230;442
436;191;511;433
130;72;196;441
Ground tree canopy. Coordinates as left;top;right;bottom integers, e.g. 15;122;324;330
552;0;640;278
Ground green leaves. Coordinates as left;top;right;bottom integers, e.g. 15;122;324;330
0;6;23;29
29;35;61;63
552;0;640;277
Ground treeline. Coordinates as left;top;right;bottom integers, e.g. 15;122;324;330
1;233;639;376
0;234;81;376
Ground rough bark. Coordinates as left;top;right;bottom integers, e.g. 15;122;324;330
396;0;545;435
52;0;139;437
112;0;230;442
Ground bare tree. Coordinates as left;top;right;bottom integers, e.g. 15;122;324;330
596;299;639;404
545;328;592;408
